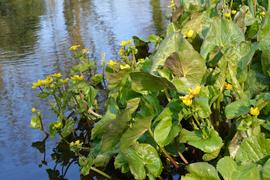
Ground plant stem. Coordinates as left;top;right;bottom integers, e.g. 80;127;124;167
178;151;189;165
148;129;180;169
161;148;179;169
90;167;111;179
254;0;257;15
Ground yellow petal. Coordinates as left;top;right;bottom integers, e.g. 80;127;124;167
250;107;260;116
224;82;233;90
120;64;130;70
224;12;231;18
186;30;194;38
31;107;37;113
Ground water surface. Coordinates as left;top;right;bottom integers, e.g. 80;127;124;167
0;0;168;179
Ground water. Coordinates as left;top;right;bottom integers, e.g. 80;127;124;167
0;0;169;179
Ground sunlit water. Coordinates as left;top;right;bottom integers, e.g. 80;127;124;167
0;0;169;179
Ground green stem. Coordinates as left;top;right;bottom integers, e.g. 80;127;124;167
178;151;189;165
148;129;179;169
161;147;180;169
164;89;171;102
90;167;111;179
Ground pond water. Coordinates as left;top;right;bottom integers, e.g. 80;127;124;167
0;0;169;179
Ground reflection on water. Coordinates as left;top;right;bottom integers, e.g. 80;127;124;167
0;0;168;179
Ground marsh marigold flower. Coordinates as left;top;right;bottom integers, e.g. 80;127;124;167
224;12;231;18
250;107;260;116
120;40;132;47
188;86;201;96
224;82;233;90
180;95;193;106
120;64;131;70
260;11;266;17
71;75;84;81
52;73;62;78
70;140;82;147
69;45;81;51
53;122;62;129
185;30;194;38
108;60;117;67
231;10;237;15
32;107;37;113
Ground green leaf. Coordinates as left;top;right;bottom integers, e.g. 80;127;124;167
79;154;94;176
235;133;270;164
30;115;42;130
120;96;159;149
263;159;270;179
225;99;250;119
164;50;206;92
130;72;176;92
217;157;262;180
201;17;245;59
124;143;163;179
194;97;211;119
114;153;130;174
153;100;183;147
179;128;223;161
99;98;140;153
182;162;220;180
61;118;75;137
150;32;205;74
258;14;270;76
91;98;119;139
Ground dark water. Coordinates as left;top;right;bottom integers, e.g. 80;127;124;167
0;0;169;179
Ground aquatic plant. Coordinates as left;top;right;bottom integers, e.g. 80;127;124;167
31;0;270;179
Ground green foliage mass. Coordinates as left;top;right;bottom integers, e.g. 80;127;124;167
31;0;270;179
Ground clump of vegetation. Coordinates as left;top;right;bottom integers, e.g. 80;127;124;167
31;0;270;179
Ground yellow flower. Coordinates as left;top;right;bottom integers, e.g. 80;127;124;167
70;140;82;147
185;30;194;38
224;12;231;18
32;107;37;113
53;122;62;129
52;73;62;78
69;45;81;51
231;10;237;15
70;75;84;81
260;11;266;17
250;107;260;116
138;59;145;64
108;60;117;67
44;76;53;85
32;79;48;88
188;86;201;96
120;40;132;47
120;64;131;70
180;95;193;106
224;82;233;90
75;140;81;145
